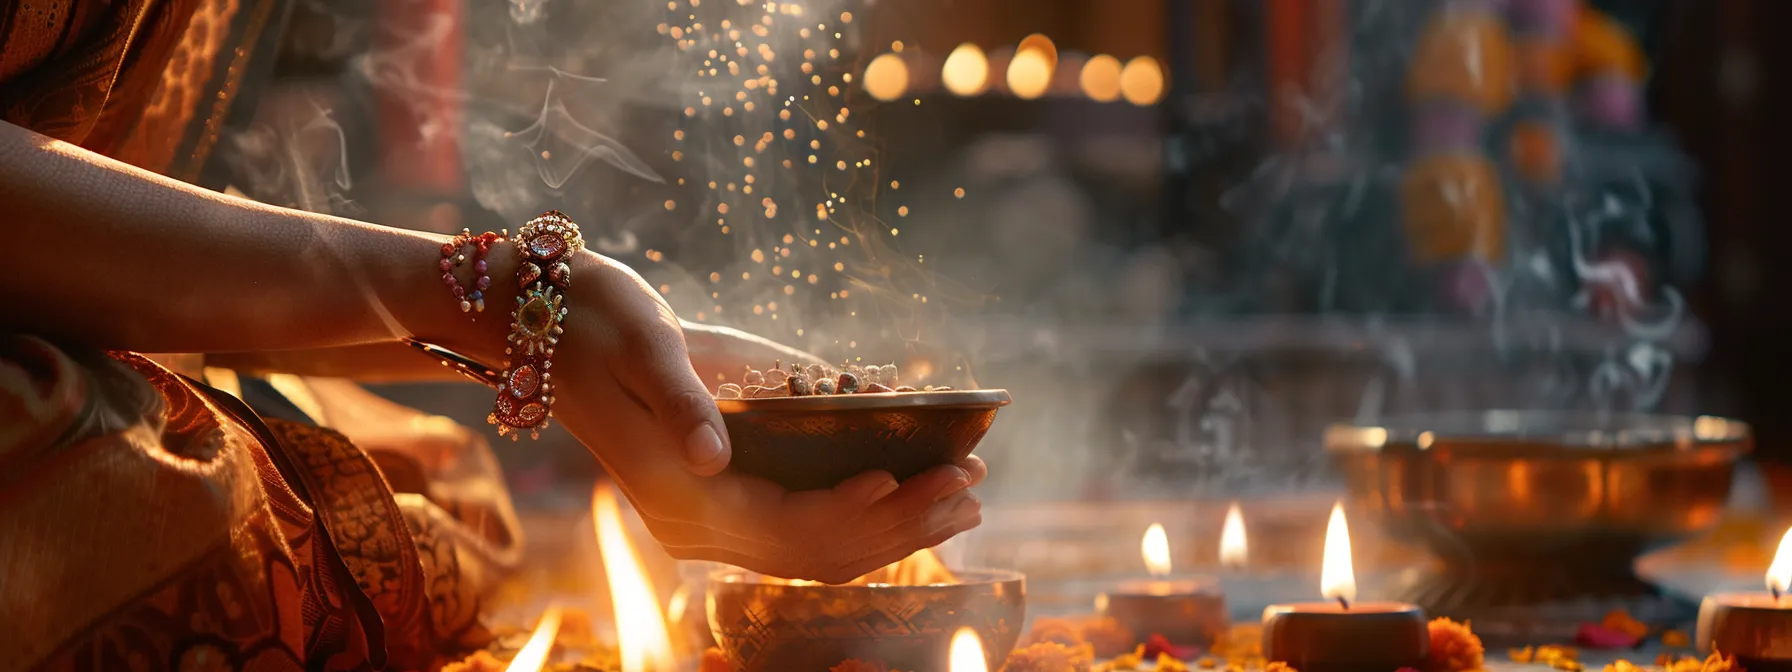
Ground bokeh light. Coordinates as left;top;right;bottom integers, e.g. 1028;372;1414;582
941;43;989;97
1080;54;1123;102
1016;33;1058;70
1006;49;1052;100
864;53;910;102
1120;56;1164;106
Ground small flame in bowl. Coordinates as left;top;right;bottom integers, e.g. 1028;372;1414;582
948;627;988;672
1142;523;1172;577
1767;526;1792;601
1320;502;1356;608
503;607;563;672
1220;502;1248;569
593;486;676;672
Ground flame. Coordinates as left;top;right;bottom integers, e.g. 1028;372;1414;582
665;585;690;625
504;607;564;672
1142;523;1172;577
852;547;959;586
1768;526;1792;598
592;487;676;672
1220;502;1248;569
949;627;989;672
1321;502;1357;606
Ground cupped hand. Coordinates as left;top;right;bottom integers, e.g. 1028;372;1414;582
544;250;986;582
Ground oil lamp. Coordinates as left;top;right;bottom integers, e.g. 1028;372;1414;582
1695;526;1792;670
1096;522;1229;646
1261;503;1428;672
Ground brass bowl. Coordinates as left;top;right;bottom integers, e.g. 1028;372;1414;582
1327;411;1750;618
717;390;1012;491
706;567;1027;672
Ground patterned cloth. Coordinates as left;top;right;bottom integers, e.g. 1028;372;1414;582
0;347;527;672
0;2;524;670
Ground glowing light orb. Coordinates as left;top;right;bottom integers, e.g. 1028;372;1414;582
1006;49;1052;100
1017;33;1058;70
864;53;909;102
942;43;989;96
1120;56;1165;106
1080;54;1123;102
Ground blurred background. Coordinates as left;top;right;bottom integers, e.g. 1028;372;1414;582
218;0;1789;510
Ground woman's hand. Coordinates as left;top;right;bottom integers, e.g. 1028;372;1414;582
539;251;985;583
0;124;984;582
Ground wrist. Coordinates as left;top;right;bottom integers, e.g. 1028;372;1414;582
381;232;523;368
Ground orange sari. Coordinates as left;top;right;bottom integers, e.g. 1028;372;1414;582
0;3;521;670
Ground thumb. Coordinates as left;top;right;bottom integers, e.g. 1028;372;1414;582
617;323;732;476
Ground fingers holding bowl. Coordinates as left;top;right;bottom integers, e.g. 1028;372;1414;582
652;491;982;584
626;465;982;582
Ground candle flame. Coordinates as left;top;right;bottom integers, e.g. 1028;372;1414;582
1768;526;1792;599
504;607;563;672
949;627;989;672
665;584;691;625
1142;523;1172;577
1320;502;1357;607
592;486;676;672
1220;502;1248;569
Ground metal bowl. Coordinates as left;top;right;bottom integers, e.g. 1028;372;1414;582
706;567;1026;672
717;390;1012;491
1327;411;1750;622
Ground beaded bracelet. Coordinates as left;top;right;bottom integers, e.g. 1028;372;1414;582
488;211;584;439
439;229;505;313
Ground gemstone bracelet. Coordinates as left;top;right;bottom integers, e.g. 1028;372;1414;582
488;211;583;439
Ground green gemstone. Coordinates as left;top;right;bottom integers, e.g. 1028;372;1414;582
519;296;554;334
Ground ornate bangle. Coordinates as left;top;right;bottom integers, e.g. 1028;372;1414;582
439;228;505;313
488;211;584;439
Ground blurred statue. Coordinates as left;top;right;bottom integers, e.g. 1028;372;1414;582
1402;0;1649;314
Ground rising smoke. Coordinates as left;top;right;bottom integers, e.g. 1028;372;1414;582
212;0;1701;501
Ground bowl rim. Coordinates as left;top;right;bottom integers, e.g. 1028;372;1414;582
1325;410;1751;456
716;389;1012;413
706;566;1025;589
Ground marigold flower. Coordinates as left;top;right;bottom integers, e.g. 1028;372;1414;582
1424;617;1485;672
1003;641;1096;672
699;648;735;672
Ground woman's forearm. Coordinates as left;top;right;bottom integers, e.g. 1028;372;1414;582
0;122;514;363
204;344;470;382
215;323;823;385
